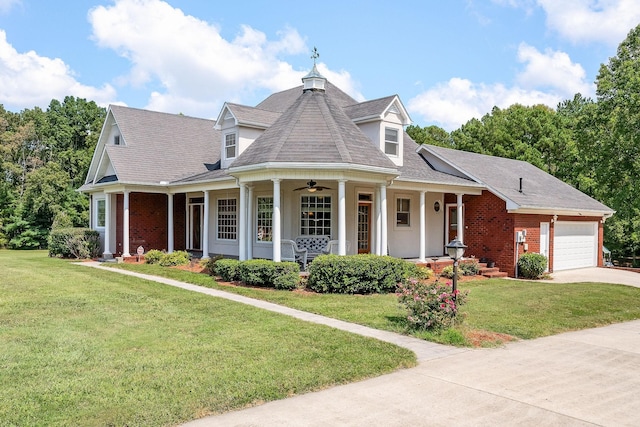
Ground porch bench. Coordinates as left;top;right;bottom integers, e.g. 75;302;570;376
295;235;330;261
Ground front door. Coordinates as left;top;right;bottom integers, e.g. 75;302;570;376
446;204;461;242
187;200;204;250
357;202;371;254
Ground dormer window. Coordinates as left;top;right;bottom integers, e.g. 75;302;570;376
384;127;399;156
225;133;237;159
114;135;120;145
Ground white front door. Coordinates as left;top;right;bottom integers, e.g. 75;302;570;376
540;222;550;272
187;201;204;250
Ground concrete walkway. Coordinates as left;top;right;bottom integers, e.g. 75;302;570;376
78;263;640;426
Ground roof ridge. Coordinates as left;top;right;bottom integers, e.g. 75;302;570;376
318;93;352;163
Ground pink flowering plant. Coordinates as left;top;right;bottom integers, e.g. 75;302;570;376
397;279;468;330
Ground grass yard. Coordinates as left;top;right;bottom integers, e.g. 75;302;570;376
112;261;640;346
0;251;415;426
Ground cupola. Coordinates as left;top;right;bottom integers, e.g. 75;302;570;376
302;47;326;92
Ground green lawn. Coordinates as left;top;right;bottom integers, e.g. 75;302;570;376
112;261;640;345
0;251;415;426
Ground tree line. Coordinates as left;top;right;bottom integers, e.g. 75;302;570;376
0;97;105;248
408;25;640;260
1;26;639;260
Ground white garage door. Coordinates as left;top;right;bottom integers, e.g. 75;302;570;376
553;221;598;271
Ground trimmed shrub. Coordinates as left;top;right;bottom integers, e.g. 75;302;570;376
203;254;224;276
439;265;459;280
158;250;190;267
48;228;101;259
460;260;480;276
404;262;434;280
238;259;277;286
214;259;241;282
518;253;547;279
144;249;164;264
274;271;301;290
307;254;409;294
397;279;468;330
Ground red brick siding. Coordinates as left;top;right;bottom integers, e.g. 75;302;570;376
115;192;187;256
460;191;604;276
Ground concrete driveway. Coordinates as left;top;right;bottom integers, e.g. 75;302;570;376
186;320;640;427
542;267;639;287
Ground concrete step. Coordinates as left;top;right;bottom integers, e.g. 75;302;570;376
483;270;509;278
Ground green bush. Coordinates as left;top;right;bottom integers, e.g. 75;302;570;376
48;228;101;259
439;265;459;280
158;250;190;267
238;259;277;286
518;252;547;279
214;259;241;281
144;249;164;264
460;260;480;276
404;262;434;280
203;254;224;276
307;254;409;294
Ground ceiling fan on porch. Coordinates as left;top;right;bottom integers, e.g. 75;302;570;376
294;180;332;193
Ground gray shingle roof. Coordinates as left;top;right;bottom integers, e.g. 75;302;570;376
424;145;614;214
103;106;220;184
230;89;397;170
397;136;483;187
224;103;281;128
343;95;397;122
256;81;358;112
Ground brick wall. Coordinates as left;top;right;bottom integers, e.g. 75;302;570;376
115;192;187;256
452;190;604;276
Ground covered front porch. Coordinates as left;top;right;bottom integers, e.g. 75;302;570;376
91;175;482;264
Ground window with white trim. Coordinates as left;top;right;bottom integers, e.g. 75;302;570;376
217;198;237;240
256;196;273;242
396;198;410;226
96;199;106;228
113;135;120;145
384;127;399;156
225;133;237;159
300;195;331;236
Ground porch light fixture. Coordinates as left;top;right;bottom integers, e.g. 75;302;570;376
445;238;467;305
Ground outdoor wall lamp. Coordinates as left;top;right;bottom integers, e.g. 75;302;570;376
445;238;467;304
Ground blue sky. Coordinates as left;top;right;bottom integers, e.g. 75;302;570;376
1;0;639;130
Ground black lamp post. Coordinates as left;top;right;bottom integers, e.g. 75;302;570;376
445;238;467;304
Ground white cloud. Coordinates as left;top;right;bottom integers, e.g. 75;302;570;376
407;41;591;131
502;0;640;45
0;0;20;14
408;78;560;131
0;30;116;110
88;0;362;116
516;42;593;96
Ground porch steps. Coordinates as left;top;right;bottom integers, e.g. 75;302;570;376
479;266;509;278
417;259;509;278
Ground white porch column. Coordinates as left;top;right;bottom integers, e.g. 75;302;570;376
238;184;247;261
456;193;464;244
202;190;210;259
375;186;381;255
122;190;131;257
272;179;281;262
246;185;253;260
338;180;347;255
167;193;174;253
103;193;112;258
380;184;388;256
419;190;426;262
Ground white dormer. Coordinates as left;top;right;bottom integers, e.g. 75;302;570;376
215;103;274;169
351;96;411;167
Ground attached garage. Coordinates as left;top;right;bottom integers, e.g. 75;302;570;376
553;221;598;271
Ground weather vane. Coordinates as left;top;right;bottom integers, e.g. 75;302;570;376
311;47;319;65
